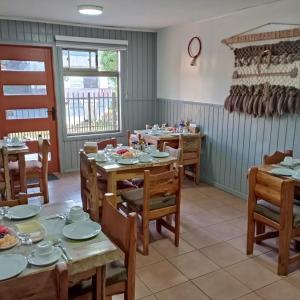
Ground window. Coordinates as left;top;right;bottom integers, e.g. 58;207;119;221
62;49;120;136
0;60;45;72
3;85;47;96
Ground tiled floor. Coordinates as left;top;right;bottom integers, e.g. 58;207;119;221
45;173;300;300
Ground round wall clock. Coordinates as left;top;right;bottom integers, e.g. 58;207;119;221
188;36;202;66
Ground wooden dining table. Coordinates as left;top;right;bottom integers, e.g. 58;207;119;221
96;153;177;195
134;129;206;151
1;200;119;299
257;164;300;187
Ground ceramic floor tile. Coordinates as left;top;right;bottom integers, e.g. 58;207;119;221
204;221;244;241
155;281;210;300
182;210;225;228
226;260;280;290
227;235;272;256
193;269;251;300
136;247;165;269
181;228;220;249
169;250;219;279
286;270;300;289
151;238;194;258
207;205;245;221
256;280;300;300
236;293;263;300
200;242;248;267
227;217;248;232
137;260;188;293
136;276;153;299
140;296;158;300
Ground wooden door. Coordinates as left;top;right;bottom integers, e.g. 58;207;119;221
0;45;59;172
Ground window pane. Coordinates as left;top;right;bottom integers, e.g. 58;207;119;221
62;50;69;68
8;130;50;141
3;85;47;96
64;76;119;135
98;50;118;71
68;50;96;69
6;108;48;120
0;60;45;71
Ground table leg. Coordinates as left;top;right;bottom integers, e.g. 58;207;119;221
18;153;27;193
92;265;106;300
106;172;117;195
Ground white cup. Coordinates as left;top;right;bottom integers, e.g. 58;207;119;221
153;124;159;130
97;152;106;161
69;206;84;220
283;156;293;164
36;241;54;257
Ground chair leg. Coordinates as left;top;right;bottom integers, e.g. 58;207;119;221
278;229;291;276
174;212;180;247
247;217;255;255
156;219;162;233
255;222;266;244
195;163;200;184
42;176;49;204
142;218;149;256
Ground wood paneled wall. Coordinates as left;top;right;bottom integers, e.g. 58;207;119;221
0;19;157;171
157;98;300;198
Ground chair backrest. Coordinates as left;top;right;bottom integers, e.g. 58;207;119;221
0;146;11;199
162;142;182;169
127;130;140;147
79;150;99;222
38;139;50;172
97;138;117;150
263;150;293;165
0;262;68;300
101;193;136;289
143;166;183;211
248;167;294;224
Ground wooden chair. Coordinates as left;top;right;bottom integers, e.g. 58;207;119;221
80;150;102;222
69;193;137;300
11;139;50;203
263;150;293;164
79;151;136;222
247;167;300;275
127;130;140;147
121;166;183;255
0;193;28;207
0;146;12;199
97;138;117;150
0;262;68;300
179;134;201;183
263;149;300;200
102;193;137;299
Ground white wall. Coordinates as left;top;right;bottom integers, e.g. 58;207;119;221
157;0;300;104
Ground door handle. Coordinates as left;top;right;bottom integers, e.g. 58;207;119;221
48;107;56;121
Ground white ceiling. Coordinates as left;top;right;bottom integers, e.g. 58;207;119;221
0;0;281;30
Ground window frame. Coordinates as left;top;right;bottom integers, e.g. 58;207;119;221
61;47;122;138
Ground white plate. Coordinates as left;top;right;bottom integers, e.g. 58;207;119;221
6;142;26;148
63;220;101;240
269;168;294;176
138;155;153;163
66;211;90;223
0;228;19;250
0;254;27;281
6;205;41;220
87;153;107;162
28;247;62;266
151;152;170;158
118;158;139;165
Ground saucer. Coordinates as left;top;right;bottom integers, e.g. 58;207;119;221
66;211;90;223
28;247;62;266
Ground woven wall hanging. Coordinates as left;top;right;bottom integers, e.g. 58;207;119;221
222;24;300;117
